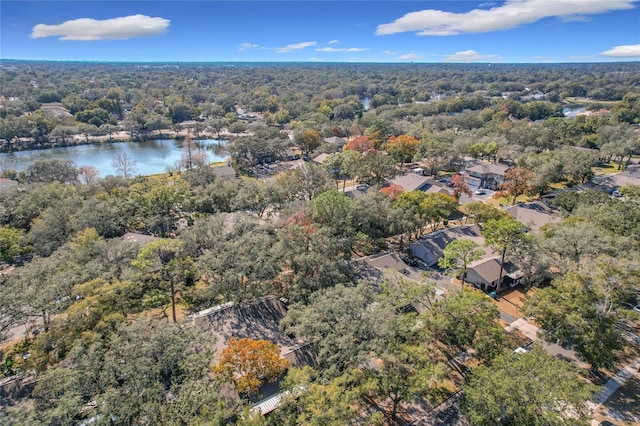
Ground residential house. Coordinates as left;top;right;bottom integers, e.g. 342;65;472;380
323;136;347;150
312;153;330;165
465;257;522;293
506;201;560;232
409;224;492;266
520;90;546;102
352;252;444;312
388;173;451;195
191;296;315;368
211;164;237;180
279;147;299;162
462;162;511;189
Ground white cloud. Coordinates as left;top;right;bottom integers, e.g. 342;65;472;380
275;41;316;53
316;47;369;52
600;44;640;57
238;43;261;51
328;39;340;44
376;0;636;36
383;50;397;56
396;53;422;60
444;50;502;62
31;14;169;41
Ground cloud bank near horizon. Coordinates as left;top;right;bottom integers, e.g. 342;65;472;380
444;50;503;62
600;44;640;57
31;14;170;41
376;0;637;36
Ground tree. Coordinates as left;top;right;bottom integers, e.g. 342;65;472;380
385;134;419;165
524;267;632;371
438;240;484;289
501;167;533;205
24;158;78;183
311;189;355;235
482;217;527;290
297;129;322;155
462;345;595;426
357;151;399;185
111;152;138;179
266;366;361;426
0;225;25;263
77;165;100;184
281;283;376;379
451;174;472;199
30;318;229;425
132;238;194;323
213;337;290;396
344;136;374;153
464;201;507;225
426;289;506;363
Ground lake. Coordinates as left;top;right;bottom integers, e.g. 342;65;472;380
0;139;229;177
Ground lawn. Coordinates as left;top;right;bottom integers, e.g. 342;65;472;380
594;161;625;176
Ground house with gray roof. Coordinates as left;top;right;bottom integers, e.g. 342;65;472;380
388;173;450;195
409;224;492;266
506;201;560;232
191;296;315;368
312;153;330;165
211;164;237;180
462;162;511;189
465;257;522;292
323;136;347;149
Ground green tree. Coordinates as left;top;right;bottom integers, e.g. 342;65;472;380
24;158;78;184
311;189;355;234
426;289;506;363
462;345;595;426
482;217;527;290
265;366;361;426
0;225;25;263
524;266;633;371
464;201;507;225
281;283;376;379
132;238;195;323
31;318;229;425
438;240;484;289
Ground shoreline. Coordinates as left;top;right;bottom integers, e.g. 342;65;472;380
0;129;241;154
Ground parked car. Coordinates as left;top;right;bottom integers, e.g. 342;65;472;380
474;189;486;195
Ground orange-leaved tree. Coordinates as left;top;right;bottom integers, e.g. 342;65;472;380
385;134;419;164
344;136;375;153
380;183;404;201
212;337;290;395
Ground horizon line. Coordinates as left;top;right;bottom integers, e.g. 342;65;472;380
2;58;639;66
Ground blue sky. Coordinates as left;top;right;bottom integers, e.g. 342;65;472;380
2;1;639;63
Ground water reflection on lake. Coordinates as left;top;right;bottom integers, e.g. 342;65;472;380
0;139;229;177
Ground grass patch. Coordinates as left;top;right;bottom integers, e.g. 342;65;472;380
594;161;624;175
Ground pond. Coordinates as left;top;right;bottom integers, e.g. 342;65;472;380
562;105;586;118
0;139;229;177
